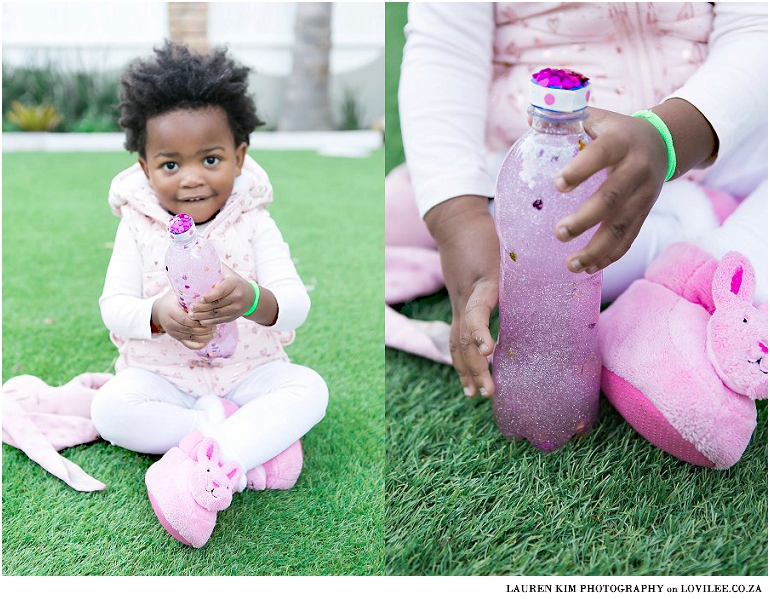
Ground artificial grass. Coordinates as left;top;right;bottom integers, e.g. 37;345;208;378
2;148;385;575
384;2;768;576
386;296;768;577
385;1;408;175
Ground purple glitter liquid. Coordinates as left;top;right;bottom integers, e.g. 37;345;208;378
165;214;238;360
492;107;605;453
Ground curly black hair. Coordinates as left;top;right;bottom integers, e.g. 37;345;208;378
118;40;264;156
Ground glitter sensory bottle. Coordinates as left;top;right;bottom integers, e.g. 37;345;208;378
165;213;239;360
492;68;605;453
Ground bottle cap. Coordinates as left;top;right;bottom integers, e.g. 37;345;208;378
529;67;591;113
167;213;196;245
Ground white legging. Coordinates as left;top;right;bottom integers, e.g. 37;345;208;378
90;360;328;473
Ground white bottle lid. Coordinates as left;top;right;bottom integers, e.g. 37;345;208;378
529;67;592;113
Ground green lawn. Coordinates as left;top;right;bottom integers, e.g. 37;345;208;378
2;148;385;575
384;2;767;576
385;2;408;175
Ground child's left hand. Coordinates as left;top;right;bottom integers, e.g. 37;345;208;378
552;99;717;275
552;106;669;275
189;264;254;326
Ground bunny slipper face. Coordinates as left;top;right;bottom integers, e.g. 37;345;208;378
188;439;243;511
706;253;769;401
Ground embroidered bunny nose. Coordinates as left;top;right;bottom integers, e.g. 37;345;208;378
760;342;768;355
212;480;220;488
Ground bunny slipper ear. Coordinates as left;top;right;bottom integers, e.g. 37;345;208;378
712;252;756;307
223;461;244;483
196;438;220;464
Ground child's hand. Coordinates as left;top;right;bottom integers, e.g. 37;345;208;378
190;264;255;326
553;106;668;275
152;290;216;350
424;195;500;399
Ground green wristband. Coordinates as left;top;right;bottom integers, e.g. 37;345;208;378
632;110;677;182
243;280;260;317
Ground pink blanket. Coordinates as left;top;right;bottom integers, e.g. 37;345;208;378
385;164;453;365
2;373;113;491
385;245;452;364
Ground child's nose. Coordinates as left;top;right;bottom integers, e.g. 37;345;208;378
180;167;205;187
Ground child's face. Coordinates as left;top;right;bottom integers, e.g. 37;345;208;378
138;106;247;224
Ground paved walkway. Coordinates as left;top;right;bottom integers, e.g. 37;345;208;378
1;130;383;157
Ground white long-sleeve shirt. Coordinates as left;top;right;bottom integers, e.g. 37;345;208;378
399;2;768;217
100;210;309;341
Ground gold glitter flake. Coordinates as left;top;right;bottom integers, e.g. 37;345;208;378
509;251;517;262
578;139;586;151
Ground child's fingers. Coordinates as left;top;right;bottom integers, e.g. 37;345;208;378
197;277;251;321
465;280;497;359
455;281;498;398
450;348;478;399
177;326;216;341
555;134;623;193
581;106;614;140
172;310;209;330
192;309;238;327
191;296;241;326
200;285;233;306
555;160;644;243
564;182;654;273
564;215;643;274
168;313;216;341
450;330;493;400
200;272;245;305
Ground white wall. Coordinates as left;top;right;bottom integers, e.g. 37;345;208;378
1;1;384;129
208;2;384;128
2;2;168;70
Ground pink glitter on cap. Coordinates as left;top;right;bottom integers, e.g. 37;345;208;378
533;67;589;90
529;67;592;113
169;213;194;234
168;213;197;244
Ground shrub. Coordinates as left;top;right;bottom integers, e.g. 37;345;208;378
6;101;62;131
339;87;364;130
2;61;122;132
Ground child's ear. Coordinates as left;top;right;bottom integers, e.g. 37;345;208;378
234;142;247;176
138;155;150;179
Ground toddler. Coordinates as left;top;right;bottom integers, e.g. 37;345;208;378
91;41;328;547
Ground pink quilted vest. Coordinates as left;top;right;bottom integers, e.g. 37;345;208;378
487;2;714;151
106;156;294;397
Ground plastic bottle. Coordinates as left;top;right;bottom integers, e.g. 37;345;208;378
165;213;238;360
492;68;605;453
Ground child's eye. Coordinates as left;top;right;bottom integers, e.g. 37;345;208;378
162;162;178;171
204;156;220;166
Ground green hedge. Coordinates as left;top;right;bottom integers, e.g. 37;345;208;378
2;61;122;132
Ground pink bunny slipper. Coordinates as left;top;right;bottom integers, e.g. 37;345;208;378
145;435;243;548
147;399;305;547
245;440;304;491
599;243;767;469
217;398;304;490
179;422;304;492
